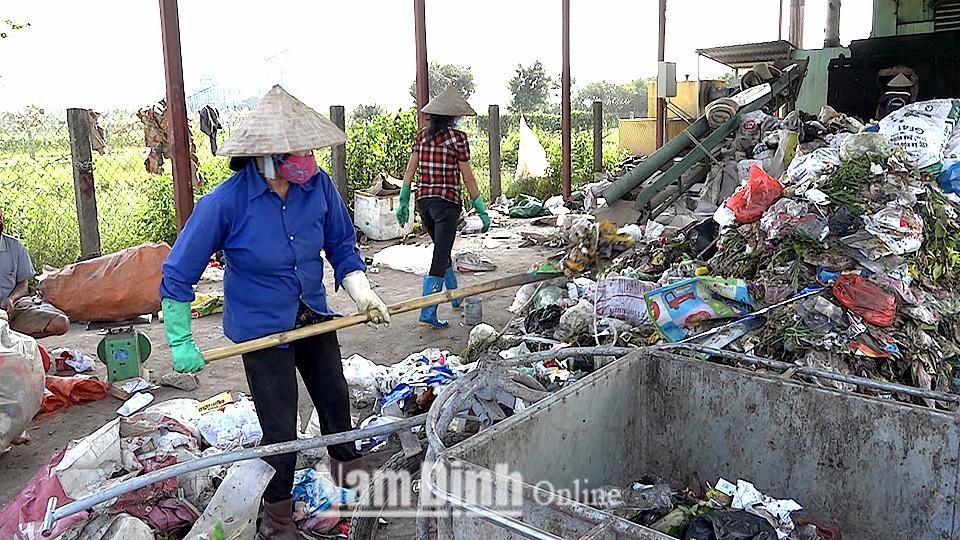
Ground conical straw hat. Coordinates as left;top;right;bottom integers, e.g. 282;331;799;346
217;85;346;156
888;73;913;88
421;86;477;117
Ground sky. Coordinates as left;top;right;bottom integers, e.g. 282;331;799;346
0;0;874;113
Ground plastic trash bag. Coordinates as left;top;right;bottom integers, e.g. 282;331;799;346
292;468;356;534
785;147;841;186
39;243;170;321
683;510;778;540
509;195;550;218
515;116;548;179
938;161;960;194
879;99;960;171
40;374;109;414
0;318;44;450
839;132;896;161
554;299;595;341
594;277;658;327
185;458;275;540
863;205;923;256
725;164;784;224
833;274;897;327
196;398;263;449
372;244;434;276
644;277;754;342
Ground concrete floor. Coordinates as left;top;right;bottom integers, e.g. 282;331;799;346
0;224;556;520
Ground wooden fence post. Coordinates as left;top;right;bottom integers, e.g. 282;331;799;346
66;108;101;260
593;101;603;173
330;105;349;199
488;105;502;201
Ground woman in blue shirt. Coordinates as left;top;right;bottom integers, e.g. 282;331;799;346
159;86;389;540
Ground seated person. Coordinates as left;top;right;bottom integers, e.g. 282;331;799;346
0;211;69;338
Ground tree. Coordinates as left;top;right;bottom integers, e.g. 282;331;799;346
408;62;476;103
508;61;555;113
351;104;385;123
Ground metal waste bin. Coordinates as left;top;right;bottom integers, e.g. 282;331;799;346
427;348;960;540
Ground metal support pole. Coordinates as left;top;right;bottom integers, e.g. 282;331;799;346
66;109;101;260
789;0;805;48
413;0;429;128
824;0;841;48
778;0;785;41
488;104;502;200
561;0;572;199
655;0;667;150
592;101;603;173
329;105;349;199
159;0;194;231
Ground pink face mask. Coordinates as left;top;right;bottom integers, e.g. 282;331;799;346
276;153;318;184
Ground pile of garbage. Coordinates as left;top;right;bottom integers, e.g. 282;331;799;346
0;393;354;539
591;474;835;540
496;99;960;408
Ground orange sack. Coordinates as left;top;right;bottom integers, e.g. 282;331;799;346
40;375;109;413
40;243;171;321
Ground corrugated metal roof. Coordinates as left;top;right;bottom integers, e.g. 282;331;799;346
935;0;960;31
696;40;795;69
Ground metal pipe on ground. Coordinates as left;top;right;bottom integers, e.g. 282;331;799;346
41;414;428;536
663;343;960;404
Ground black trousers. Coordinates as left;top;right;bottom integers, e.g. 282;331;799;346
242;329;359;503
417;196;460;277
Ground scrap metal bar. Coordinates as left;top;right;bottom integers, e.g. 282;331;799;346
663;344;960;404
41;414;427;536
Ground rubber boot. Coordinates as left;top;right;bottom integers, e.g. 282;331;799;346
445;267;462;309
417;276;449;328
256;499;300;540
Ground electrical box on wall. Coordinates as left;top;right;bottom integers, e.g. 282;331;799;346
657;61;677;98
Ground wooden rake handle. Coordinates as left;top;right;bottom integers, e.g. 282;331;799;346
202;271;559;363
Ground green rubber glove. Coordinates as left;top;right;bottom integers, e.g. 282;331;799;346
162;298;206;373
396;184;411;226
473;196;491;233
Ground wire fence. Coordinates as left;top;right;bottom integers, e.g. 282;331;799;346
0;106;240;269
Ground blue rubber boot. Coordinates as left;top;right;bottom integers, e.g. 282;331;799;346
418;276;449;329
445;267;462;309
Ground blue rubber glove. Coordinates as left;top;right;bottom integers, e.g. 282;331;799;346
396;184;411;226
473;196;490;233
162;298;205;373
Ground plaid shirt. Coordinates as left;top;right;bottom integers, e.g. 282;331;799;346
414;127;470;205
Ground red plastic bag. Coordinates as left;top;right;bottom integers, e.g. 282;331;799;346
726;164;784;223
832;274;897;327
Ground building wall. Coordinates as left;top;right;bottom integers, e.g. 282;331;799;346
793;47;850;113
873;0;936;37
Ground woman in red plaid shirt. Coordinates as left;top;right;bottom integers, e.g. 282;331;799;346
396;86;490;328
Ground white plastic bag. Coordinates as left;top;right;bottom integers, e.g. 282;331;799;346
197;398;263;449
0;318;43;451
785;147;841;186
372;244;434;276
515;116;548;180
879;99;960;170
185;458;275;540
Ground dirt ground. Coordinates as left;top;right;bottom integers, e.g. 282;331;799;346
0;222;557;508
